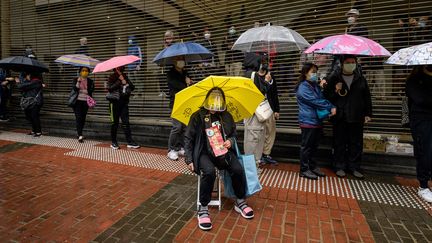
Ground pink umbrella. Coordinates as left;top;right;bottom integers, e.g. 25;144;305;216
304;34;391;57
92;55;140;73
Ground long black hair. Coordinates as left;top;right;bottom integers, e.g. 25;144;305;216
296;62;318;89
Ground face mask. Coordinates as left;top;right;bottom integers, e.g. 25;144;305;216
419;21;427;28
343;63;357;73
228;28;236;35
308;73;318;82
204;33;211;40
176;60;185;69
128;39;133;45
26;48;32;52
260;64;268;72
347;17;356;25
80;70;89;78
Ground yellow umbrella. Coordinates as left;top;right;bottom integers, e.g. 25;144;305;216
172;75;265;125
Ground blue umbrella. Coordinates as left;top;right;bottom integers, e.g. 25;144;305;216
152;42;213;66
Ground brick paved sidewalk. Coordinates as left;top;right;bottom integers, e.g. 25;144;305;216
0;131;431;242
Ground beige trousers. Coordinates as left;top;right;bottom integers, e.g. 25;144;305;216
243;114;266;163
263;114;276;155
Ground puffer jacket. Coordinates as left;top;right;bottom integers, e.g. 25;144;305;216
296;80;334;126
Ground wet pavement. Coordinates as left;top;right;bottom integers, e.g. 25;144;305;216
0;130;430;243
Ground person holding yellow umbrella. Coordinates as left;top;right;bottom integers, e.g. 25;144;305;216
174;76;264;231
185;88;254;231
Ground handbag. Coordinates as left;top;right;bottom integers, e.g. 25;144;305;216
316;109;330;120
106;90;120;101
87;96;96;108
223;139;262;198
67;89;78;107
255;99;273;122
20;91;40;110
250;72;273;122
401;96;410;127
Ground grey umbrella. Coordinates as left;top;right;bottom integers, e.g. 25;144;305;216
0;56;49;73
232;24;310;53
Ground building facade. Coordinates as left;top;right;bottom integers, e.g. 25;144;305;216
1;0;432;139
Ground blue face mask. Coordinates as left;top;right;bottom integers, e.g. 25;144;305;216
308;73;318;82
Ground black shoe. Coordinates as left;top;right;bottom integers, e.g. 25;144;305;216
27;131;35;136
311;167;326;177
110;142;120;150
127;142;140;149
33;133;42;137
262;155;278;165
300;170;318;180
352;170;364;179
78;136;84;143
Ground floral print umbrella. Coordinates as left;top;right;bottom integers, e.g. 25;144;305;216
385;42;432;66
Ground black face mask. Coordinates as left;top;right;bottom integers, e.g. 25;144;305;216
260;64;269;72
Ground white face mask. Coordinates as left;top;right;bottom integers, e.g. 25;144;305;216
343;63;356;74
176;60;185;69
348;16;356;25
204;33;211;40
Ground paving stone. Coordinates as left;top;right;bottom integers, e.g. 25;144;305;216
94;174;196;243
382;227;401;242
371;232;389;243
392;224;411;238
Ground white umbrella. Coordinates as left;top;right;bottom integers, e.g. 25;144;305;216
385;41;432;66
232;24;310;52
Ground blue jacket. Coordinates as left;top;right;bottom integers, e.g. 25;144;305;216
127;37;142;70
296;80;334;126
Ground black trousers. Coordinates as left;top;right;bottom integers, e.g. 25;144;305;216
199;151;246;206
109;99;133;144
410;119;432;188
0;93;9;118
24;105;41;133
300;127;322;172
333;121;364;171
73;100;89;137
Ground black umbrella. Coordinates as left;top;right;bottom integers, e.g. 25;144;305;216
0;56;49;73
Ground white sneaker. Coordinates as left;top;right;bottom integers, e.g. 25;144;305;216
167;150;179;161
418;188;432;203
178;148;185;157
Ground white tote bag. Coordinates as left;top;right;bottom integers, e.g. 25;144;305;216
250;72;273;122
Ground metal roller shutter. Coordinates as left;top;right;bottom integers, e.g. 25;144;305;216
1;0;431;137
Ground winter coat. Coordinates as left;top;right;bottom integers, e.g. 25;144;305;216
184;108;237;174
406;71;432;121
72;77;95;97
296;80;334;126
107;72;135;103
17;78;43;106
167;67;188;109
324;71;372;123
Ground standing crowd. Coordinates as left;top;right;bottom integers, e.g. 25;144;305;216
0;8;431;232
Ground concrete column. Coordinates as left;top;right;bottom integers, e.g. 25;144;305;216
0;0;11;58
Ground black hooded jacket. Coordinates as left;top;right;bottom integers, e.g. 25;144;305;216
17;78;43;106
406;71;432;121
107;71;135;103
324;70;372;123
184;108;237;174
